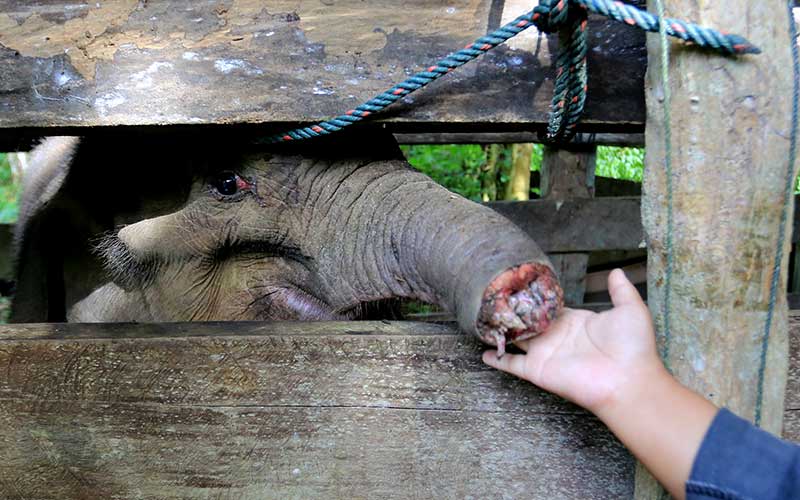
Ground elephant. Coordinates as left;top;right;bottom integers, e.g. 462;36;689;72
12;131;562;355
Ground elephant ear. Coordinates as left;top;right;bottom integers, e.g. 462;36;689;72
11;137;80;322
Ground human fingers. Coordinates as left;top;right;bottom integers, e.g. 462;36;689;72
482;350;531;381
608;268;645;308
514;307;580;353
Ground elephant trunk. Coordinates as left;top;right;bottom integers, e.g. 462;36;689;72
311;160;563;356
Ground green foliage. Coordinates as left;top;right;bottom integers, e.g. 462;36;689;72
400;145;486;201
596;146;644;182
530;144;544;172
0;297;8;324
0;153;21;223
402;144;644;199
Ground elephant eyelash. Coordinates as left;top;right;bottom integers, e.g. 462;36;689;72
215;238;312;266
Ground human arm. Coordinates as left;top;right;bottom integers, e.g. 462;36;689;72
482;269;716;499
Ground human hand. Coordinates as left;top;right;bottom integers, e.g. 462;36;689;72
482;268;666;415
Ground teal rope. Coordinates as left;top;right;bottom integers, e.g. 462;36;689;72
754;0;800;428
654;0;674;371
257;0;759;146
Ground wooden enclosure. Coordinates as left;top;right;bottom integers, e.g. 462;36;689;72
1;0;797;499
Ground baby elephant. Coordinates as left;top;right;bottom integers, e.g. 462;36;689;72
12;132;561;354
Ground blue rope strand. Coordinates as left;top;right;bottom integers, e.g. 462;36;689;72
754;0;800;428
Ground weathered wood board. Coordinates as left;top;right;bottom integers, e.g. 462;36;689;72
394;132;646;146
783;313;800;423
492;193;800;253
0;0;646;138
0;313;798;499
0;321;634;499
0;223;12;283
489;197;645;253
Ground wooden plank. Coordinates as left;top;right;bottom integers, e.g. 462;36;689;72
783;311;800;442
0;319;455;341
0;0;646;136
636;0;795;497
0;402;631;500
394;132;645;146
0;321;634;499
0;223;12;283
784;312;800;417
791;244;800;293
0;312;798;498
488;197;645;253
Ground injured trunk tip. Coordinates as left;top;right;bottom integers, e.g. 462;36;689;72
477;262;563;353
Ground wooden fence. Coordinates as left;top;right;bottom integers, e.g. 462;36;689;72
0;1;796;499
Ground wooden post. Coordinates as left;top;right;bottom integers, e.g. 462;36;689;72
481;144;502;202
541;145;597;305
505;144;534;201
637;1;796;497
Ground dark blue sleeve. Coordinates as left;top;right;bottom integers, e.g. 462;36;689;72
686;408;800;500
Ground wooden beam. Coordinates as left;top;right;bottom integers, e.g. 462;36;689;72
0;314;799;499
0;1;646;138
394;132;645;146
497;192;800;252
488;197;644;253
0;321;634;499
637;1;795;497
4;132;648;152
0;224;12;284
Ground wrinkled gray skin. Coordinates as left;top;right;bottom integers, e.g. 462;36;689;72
12;132;557;344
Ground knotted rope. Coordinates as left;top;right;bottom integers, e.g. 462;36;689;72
258;0;759;145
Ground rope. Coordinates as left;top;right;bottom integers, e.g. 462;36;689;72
654;0;674;371
754;0;800;428
257;0;759;146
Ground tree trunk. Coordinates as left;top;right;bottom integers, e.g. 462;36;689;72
505;144;533;201
481;144;501;202
636;1;796;497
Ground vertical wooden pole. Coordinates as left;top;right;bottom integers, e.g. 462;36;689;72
637;1;796;497
505;143;534;201
541;145;597;305
481;144;502;202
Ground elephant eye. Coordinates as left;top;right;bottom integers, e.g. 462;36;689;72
211;171;239;196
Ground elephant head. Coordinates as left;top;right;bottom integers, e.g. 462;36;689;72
15;132;563;355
